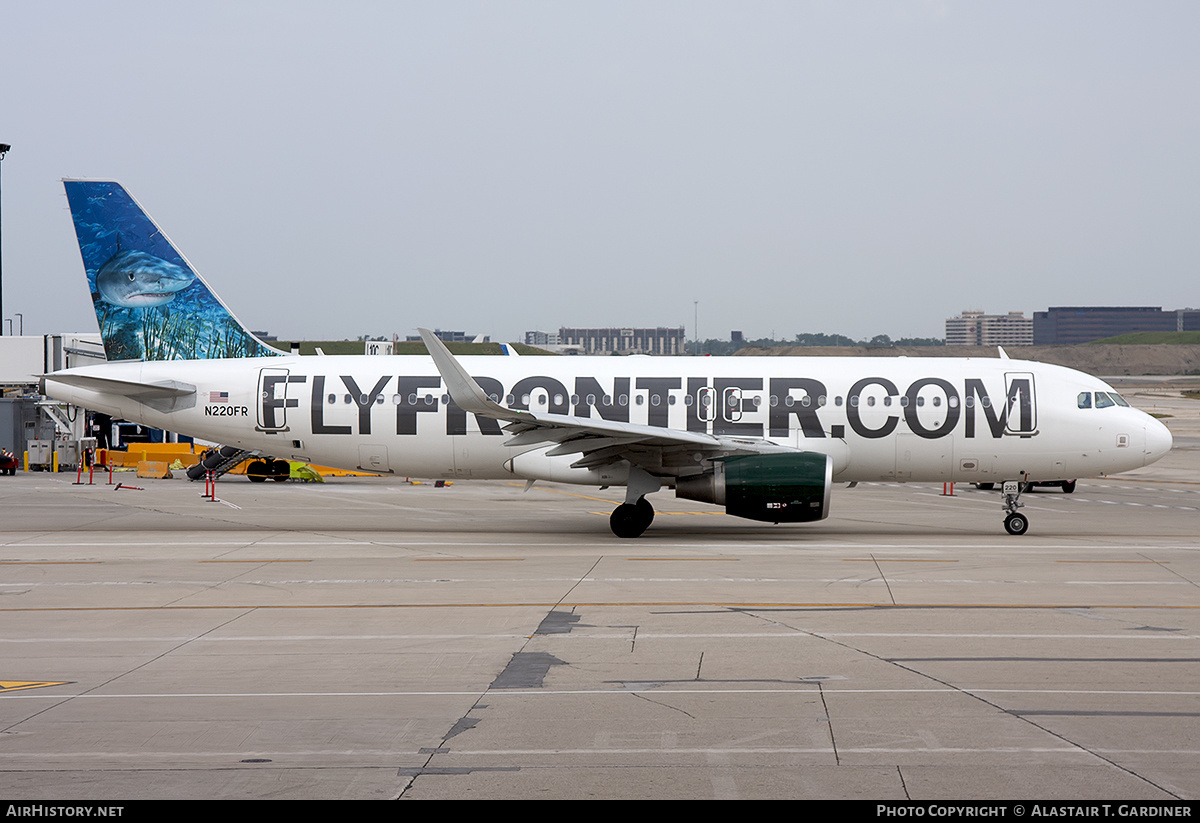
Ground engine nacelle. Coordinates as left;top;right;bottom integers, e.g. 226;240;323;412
675;452;833;523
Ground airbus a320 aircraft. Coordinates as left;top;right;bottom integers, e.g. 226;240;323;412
43;180;1172;537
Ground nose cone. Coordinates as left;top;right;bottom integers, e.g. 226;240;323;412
1144;416;1173;466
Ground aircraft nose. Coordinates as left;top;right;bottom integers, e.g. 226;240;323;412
1144;416;1173;465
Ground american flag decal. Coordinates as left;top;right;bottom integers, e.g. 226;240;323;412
209;391;229;403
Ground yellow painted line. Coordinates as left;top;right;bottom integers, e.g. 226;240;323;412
507;484;617;504
2;602;1198;612
1;681;71;693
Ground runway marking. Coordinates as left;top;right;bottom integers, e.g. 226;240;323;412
2;601;1200;611
2;631;1197;643
1;575;1194;587
3;687;1199;699
4;540;1199;550
0;681;71;693
3;745;1200;760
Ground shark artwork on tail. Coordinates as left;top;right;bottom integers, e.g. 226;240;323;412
64;180;283;361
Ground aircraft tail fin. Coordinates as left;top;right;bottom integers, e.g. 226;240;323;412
62;180;284;362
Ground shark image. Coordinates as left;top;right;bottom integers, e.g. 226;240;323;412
95;249;195;308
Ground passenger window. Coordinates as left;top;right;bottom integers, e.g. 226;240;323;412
1077;392;1091;409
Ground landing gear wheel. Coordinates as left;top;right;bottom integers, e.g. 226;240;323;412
1061;480;1076;494
610;497;655;538
975;482;995;491
247;460;268;482
1004;512;1029;536
269;459;290;481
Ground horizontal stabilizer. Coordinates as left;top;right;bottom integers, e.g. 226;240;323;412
42;373;196;413
43;373;195;400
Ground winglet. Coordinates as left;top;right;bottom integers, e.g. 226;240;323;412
418;328;528;423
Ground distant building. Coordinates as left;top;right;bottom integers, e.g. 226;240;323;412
524;330;560;347
557;327;686;355
405;330;490;343
731;331;744;344
1032;307;1176;344
1176;309;1200;332
945;311;1033;346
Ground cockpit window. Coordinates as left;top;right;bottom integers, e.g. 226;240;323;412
1077;392;1092;409
1111;393;1130;407
1094;392;1115;408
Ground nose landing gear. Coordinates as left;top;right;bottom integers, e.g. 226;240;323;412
1001;479;1029;535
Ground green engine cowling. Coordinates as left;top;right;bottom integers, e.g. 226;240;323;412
675;452;833;523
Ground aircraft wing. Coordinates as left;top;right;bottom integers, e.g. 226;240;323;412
419;328;799;475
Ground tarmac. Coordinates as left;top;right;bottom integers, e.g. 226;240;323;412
1;384;1197;800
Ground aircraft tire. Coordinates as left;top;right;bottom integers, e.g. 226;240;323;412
1003;512;1029;536
975;482;995;491
634;497;654;530
270;459;290;481
247;460;268;482
1061;480;1076;494
610;499;654;538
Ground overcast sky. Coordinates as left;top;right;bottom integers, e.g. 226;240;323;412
1;1;1197;343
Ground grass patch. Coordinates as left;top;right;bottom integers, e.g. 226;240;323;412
1090;331;1200;344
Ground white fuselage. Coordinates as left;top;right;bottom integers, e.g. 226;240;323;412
44;354;1172;487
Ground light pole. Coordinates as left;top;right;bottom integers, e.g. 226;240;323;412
0;143;8;336
15;312;21;336
693;301;699;356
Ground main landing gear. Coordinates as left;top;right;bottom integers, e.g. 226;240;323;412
609;466;662;539
247;459;290;482
610;497;655;538
1001;480;1029;536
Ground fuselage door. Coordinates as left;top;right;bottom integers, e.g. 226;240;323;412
258;368;299;432
1003;372;1037;435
